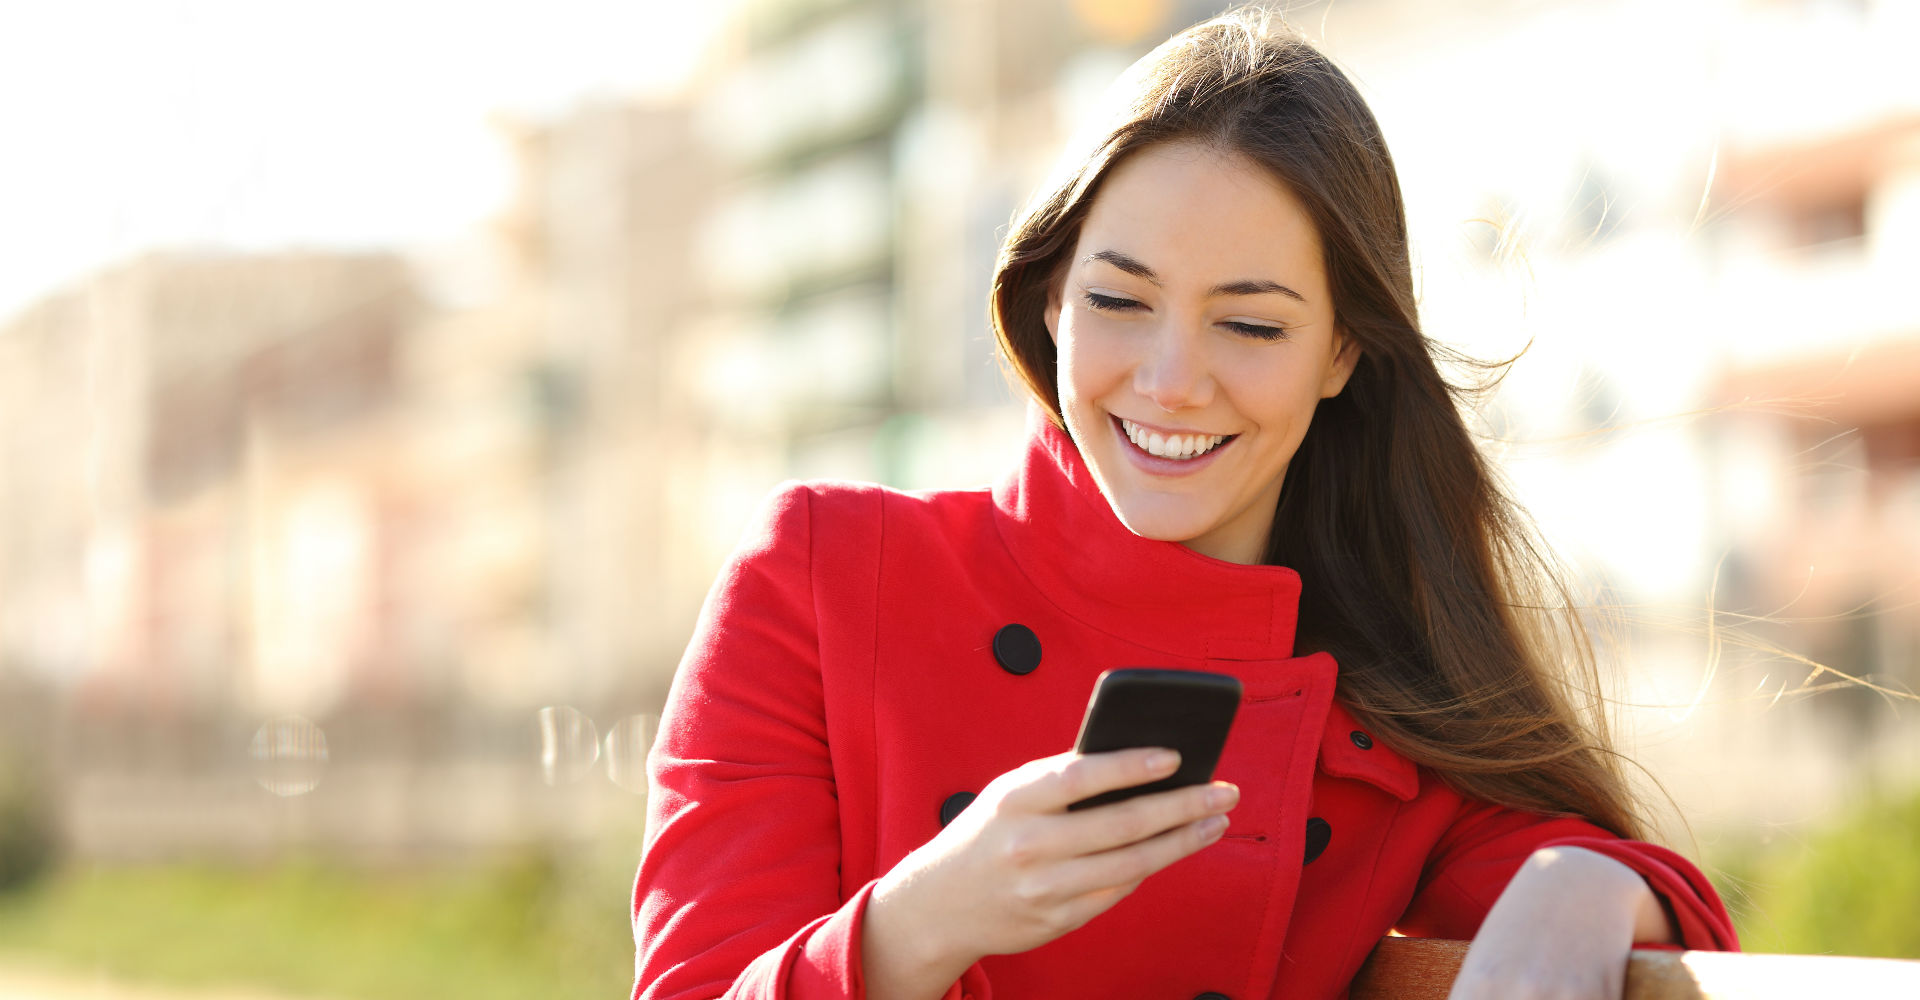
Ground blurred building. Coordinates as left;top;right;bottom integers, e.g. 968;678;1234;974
1313;0;1920;831
439;99;720;713
0;251;452;858
677;0;1240;521
3;0;1914;863
0;97;721;859
1687;2;1920;825
0;251;423;717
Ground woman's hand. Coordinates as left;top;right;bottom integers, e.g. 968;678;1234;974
862;747;1237;1000
1447;846;1677;1000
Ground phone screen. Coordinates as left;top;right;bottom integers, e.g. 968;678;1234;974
1068;668;1241;810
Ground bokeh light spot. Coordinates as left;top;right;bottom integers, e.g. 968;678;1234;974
535;705;600;785
603;714;655;794
249;716;330;796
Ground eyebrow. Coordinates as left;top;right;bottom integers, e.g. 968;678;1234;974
1085;249;1306;303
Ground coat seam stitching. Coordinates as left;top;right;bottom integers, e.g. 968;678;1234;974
801;485;843;906
1336;802;1398;982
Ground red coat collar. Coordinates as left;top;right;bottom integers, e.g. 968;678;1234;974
990;412;1304;662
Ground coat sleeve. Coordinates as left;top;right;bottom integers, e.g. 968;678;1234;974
632;482;877;1000
1393;798;1739;951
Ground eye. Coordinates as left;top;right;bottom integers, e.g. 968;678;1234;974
1223;320;1290;342
1082;290;1289;341
1082;291;1144;312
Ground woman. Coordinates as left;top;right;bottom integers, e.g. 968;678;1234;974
632;8;1737;1000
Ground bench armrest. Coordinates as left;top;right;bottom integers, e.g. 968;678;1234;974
1351;937;1920;999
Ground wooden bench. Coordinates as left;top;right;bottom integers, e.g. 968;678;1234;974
1351;937;1920;999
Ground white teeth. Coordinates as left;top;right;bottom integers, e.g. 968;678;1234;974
1120;419;1226;460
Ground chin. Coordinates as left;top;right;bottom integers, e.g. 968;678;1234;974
1106;496;1214;545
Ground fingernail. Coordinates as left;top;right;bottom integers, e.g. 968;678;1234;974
1202;815;1229;838
1148;749;1180;773
1207;784;1239;809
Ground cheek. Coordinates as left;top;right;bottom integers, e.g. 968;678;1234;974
1055;317;1129;400
1052;324;1096;406
1223;353;1330;425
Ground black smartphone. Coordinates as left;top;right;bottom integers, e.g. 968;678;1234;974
1067;668;1242;811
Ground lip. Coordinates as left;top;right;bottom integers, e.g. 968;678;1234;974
1109;413;1235;476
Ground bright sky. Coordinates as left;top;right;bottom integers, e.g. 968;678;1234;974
0;0;736;322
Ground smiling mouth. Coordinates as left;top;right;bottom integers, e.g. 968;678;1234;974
1117;417;1236;460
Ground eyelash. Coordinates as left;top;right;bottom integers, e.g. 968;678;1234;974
1080;291;1290;342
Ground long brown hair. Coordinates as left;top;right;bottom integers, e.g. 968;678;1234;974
990;6;1645;838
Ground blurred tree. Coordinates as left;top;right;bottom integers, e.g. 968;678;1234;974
1717;785;1920;959
0;751;56;892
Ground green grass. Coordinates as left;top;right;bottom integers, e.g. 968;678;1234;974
5;787;1913;1000
0;841;640;1000
1706;785;1920;959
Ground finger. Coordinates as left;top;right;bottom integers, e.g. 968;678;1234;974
1041;812;1230;900
991;781;1232;871
1000;747;1180;812
1049;781;1238;856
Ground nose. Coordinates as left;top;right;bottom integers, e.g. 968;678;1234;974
1133;323;1215;412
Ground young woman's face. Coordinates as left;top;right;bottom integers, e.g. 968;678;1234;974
1044;140;1357;565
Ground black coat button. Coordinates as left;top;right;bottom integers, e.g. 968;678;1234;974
939;792;976;827
1194;993;1231;1000
1349;730;1373;750
992;624;1042;675
1304;817;1332;864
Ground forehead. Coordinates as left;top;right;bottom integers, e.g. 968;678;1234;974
1076;141;1325;283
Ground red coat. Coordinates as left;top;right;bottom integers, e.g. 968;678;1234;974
632;418;1736;1000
